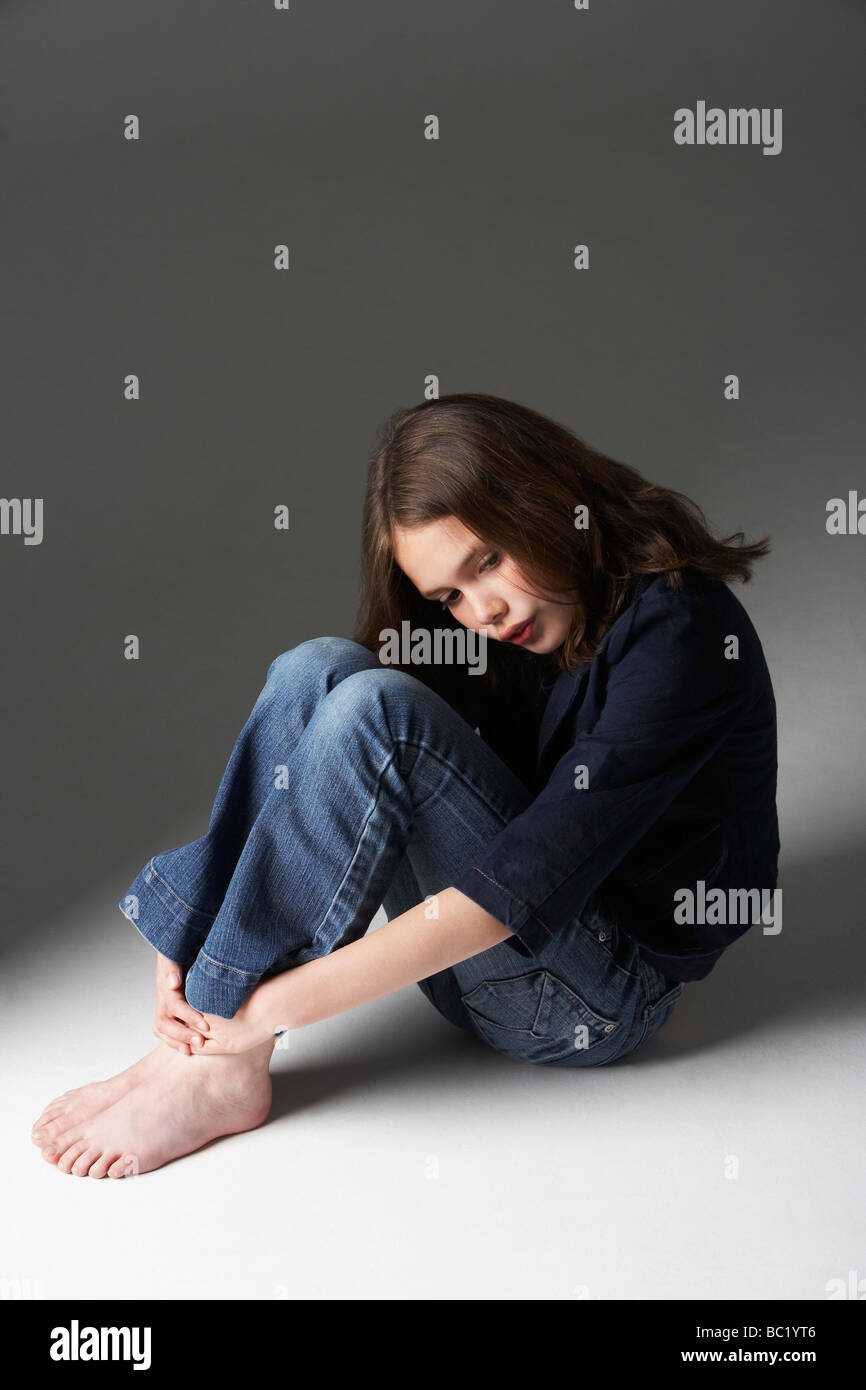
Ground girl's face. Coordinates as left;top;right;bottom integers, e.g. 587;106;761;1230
391;516;576;654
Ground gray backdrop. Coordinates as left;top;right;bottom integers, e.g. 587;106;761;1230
2;0;864;988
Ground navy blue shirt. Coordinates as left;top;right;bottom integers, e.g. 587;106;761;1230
453;568;780;982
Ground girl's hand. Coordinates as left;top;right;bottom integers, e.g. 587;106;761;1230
153;953;210;1056
194;988;276;1056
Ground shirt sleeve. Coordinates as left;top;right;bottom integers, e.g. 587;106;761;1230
452;584;754;955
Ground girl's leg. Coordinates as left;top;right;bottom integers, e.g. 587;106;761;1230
31;640;378;1160
171;651;681;1066
118;637;384;967
176;654;534;1015
32;643;682;1181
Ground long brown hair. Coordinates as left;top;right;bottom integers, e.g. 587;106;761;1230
353;392;771;725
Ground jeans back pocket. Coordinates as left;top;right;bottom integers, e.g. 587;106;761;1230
460;969;622;1066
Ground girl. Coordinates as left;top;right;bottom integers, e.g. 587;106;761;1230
31;393;780;1179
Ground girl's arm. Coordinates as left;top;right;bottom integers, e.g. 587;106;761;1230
253;887;512;1034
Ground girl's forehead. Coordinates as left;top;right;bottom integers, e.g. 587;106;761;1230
393;516;474;559
391;518;485;593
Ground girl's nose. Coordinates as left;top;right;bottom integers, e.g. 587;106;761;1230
475;603;504;632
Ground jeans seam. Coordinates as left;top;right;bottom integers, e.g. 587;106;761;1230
309;732;524;953
613;1013;650;1062
194;948;260;980
395;736;522;826
383;719;545;934
309;743;404;952
147;859;217;921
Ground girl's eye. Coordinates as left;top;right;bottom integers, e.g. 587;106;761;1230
439;552;499;609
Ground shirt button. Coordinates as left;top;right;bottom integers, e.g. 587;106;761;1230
603;1023;616;1033
597;931;607;942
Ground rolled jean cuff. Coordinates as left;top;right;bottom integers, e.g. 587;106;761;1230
183;950;261;1018
118;857;215;966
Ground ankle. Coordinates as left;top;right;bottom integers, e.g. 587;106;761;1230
194;1038;275;1074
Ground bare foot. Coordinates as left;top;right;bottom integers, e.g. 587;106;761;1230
31;1044;172;1149
40;1041;274;1178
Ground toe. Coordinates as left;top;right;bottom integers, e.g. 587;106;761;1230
88;1152;121;1180
39;1128;73;1162
107;1156;131;1179
42;1095;69;1114
32;1116;65;1147
71;1148;100;1177
56;1141;89;1174
33;1097;68;1127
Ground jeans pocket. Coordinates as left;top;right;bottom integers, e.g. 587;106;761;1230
460;969;622;1066
576;889;641;971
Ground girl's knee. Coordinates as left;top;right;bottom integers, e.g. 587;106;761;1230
266;636;376;684
311;663;423;729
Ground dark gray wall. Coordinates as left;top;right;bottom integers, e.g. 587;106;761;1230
2;0;864;949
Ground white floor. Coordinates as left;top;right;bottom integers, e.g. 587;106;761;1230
4;825;863;1301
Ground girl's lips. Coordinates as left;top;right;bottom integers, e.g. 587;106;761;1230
505;617;535;644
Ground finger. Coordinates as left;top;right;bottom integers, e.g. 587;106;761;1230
154;984;208;1032
153;1024;190;1056
170;1001;210;1034
157;979;209;1031
156;1015;204;1049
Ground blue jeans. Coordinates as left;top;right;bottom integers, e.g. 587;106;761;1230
118;637;682;1067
